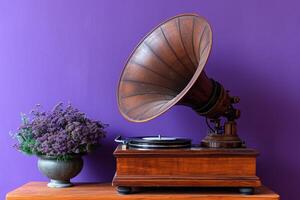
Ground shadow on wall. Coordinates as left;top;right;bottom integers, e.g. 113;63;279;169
244;82;299;200
213;57;299;200
81;132;119;183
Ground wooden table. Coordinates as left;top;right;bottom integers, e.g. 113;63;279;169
6;182;279;200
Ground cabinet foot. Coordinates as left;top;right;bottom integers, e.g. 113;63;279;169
239;187;254;195
117;186;132;194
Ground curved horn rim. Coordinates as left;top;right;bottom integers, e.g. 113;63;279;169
117;13;213;122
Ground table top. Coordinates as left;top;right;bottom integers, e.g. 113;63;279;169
6;182;280;200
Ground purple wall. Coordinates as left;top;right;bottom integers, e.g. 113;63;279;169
0;0;299;199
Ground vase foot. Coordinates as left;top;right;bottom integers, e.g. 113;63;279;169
47;179;73;188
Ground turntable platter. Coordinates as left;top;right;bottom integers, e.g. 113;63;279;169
115;135;191;149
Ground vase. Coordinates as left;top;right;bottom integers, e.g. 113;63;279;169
37;155;83;188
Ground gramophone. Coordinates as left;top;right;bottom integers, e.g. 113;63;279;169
113;13;261;194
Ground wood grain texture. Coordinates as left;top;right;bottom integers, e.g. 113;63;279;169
114;145;259;156
113;146;261;187
116;157;256;176
6;182;279;200
113;176;261;187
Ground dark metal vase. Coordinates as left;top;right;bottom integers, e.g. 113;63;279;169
37;155;83;188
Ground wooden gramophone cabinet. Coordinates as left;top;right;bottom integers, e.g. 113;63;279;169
114;13;262;195
113;145;261;194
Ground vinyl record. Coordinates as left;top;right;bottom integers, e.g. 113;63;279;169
125;135;191;149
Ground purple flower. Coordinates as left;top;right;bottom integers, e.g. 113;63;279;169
12;103;107;157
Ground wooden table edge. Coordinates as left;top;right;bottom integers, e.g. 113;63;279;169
6;182;280;200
